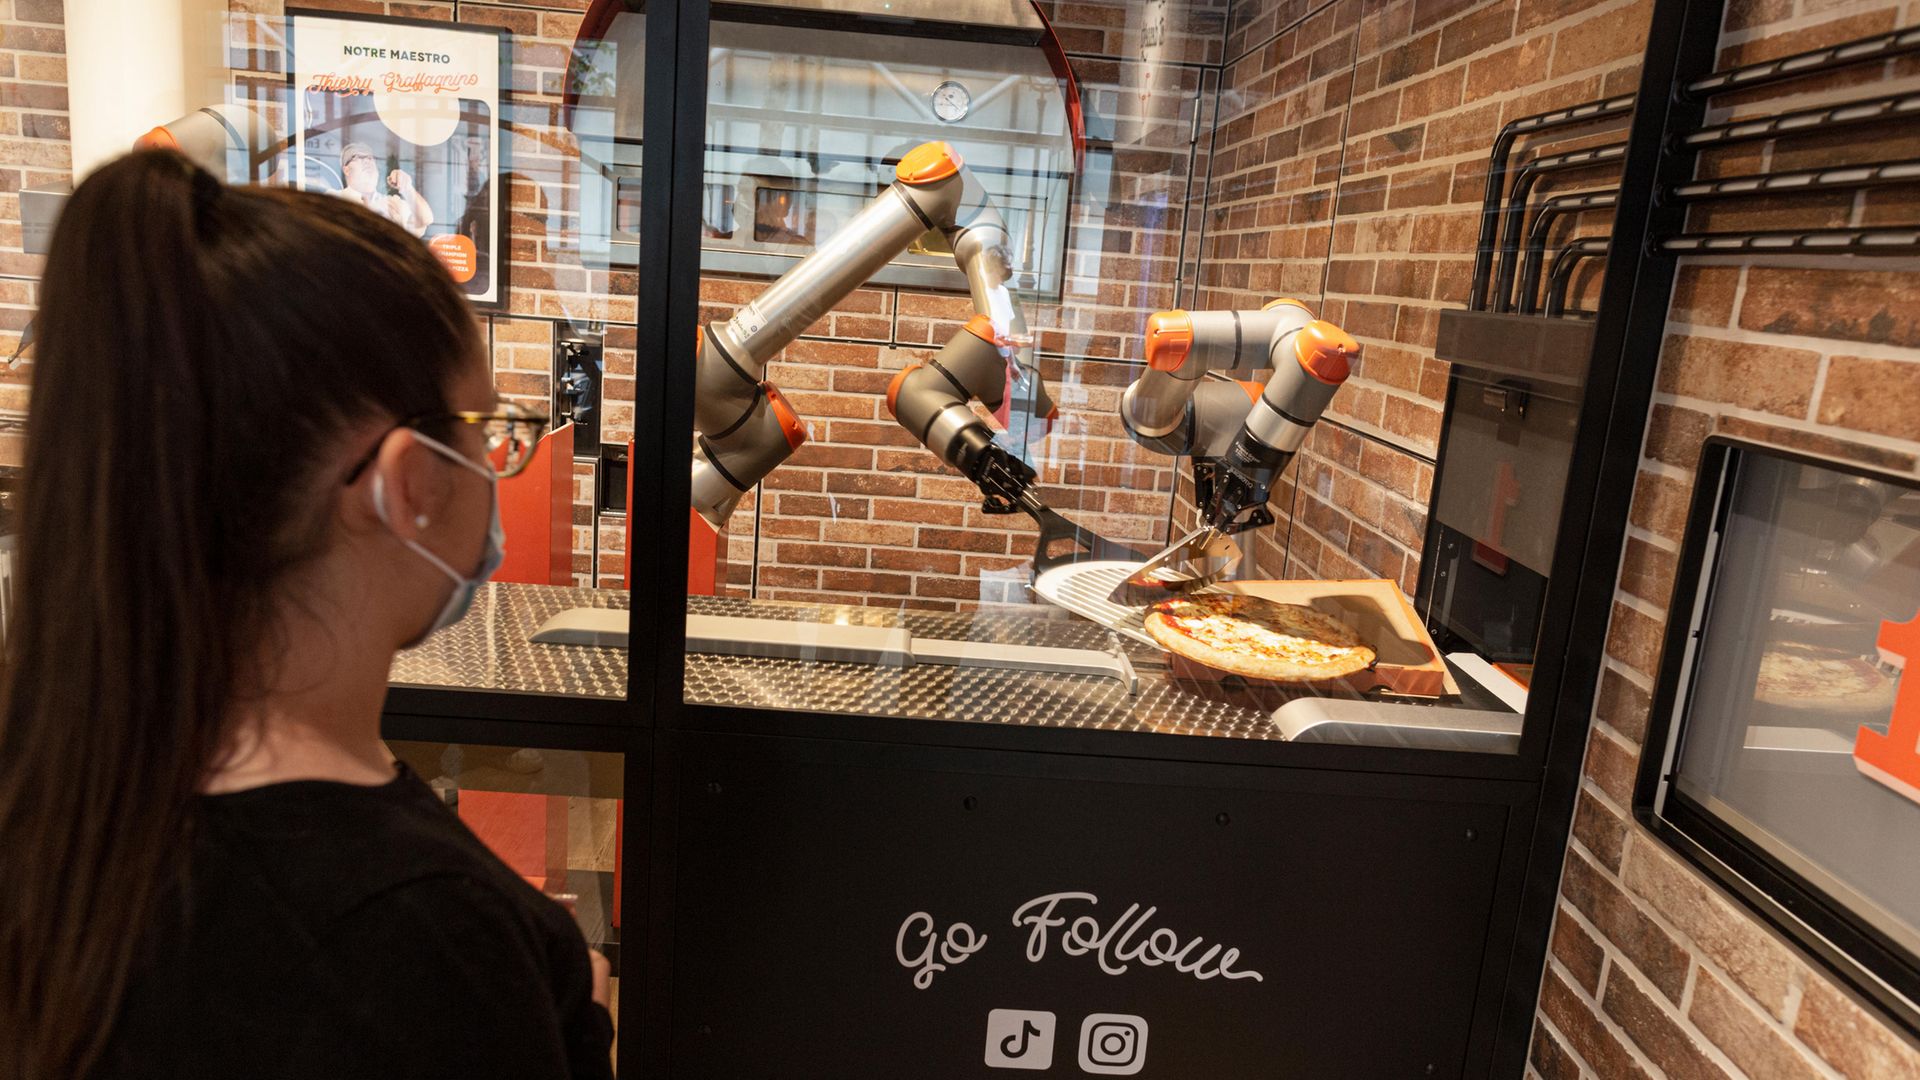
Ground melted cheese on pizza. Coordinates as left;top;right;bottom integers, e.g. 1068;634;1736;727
1758;645;1887;699
1159;600;1367;667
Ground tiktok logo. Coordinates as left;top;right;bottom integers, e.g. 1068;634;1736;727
983;1009;1056;1070
1854;609;1920;803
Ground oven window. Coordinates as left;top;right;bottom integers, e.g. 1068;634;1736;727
1668;449;1920;960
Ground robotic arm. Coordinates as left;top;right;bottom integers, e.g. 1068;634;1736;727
1116;299;1357;593
690;142;1059;526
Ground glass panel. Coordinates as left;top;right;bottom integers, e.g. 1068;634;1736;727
588;0;1661;748
1670;450;1920;959
240;7;633;699
387;741;626;1060
0;9;635;699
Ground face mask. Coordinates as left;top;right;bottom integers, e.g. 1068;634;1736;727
372;431;506;637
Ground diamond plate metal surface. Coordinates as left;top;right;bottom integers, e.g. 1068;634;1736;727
390;584;1282;738
390;583;631;699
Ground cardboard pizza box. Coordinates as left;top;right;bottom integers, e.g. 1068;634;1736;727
1165;578;1460;704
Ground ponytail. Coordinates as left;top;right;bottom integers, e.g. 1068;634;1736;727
0;150;478;1078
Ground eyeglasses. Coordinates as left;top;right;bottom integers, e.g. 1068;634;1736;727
344;404;552;484
343;153;374;169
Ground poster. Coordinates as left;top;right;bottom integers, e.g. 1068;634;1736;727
289;11;507;308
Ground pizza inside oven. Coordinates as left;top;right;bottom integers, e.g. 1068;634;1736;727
1144;594;1378;684
1753;640;1898;716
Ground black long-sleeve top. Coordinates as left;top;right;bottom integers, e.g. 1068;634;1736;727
92;763;615;1079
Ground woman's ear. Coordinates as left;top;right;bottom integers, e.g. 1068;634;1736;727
349;428;448;542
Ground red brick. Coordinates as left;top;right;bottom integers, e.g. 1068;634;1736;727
1397;69;1464;122
1717;9;1896;71
1387;164;1453;209
1793;974;1920;1079
1669;266;1738;328
1722;0;1793;31
826;472;917;497
1466;35;1553;101
822;521;915;547
1688;969;1823;1080
1436;4;1514;66
1603;600;1665;681
775;542;866;568
1381;395;1441;449
819;570;911;595
918;527;1007;554
1643;405;1710;471
1529;1020;1583;1080
1572;789;1627;871
1550;907;1606;994
1595;666;1652;743
1561;851;1691;1005
758;566;820;589
1629;470;1692;543
1584;726;1640;808
1618;536;1675;609
871;548;961;575
1818;356;1920;441
1550;0;1651;78
914;575;982;600
0;24;63;53
1739;266;1920;349
1657;333;1819;417
1601;968;1731;1080
1539;966;1654;1080
1622;843;1796;1018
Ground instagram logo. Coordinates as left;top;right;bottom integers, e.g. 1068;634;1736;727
1078;1013;1149;1075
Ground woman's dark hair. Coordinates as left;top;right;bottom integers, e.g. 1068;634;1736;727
0;149;481;1078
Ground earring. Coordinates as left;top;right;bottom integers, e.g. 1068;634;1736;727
415;514;430;529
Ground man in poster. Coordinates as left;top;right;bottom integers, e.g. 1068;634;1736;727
292;12;505;307
331;141;435;237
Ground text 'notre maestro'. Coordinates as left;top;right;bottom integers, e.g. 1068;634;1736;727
341;45;454;65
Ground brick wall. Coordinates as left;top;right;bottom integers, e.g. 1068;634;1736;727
1187;0;1648;595
1530;3;1920;1078
0;0;67;469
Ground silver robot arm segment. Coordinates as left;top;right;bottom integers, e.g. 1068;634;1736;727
1120;299;1358;534
947;173;1057;437
691;141;1059;527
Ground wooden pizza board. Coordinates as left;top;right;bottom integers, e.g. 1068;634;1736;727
1162;578;1460;704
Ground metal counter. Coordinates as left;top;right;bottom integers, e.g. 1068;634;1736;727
390;582;1283;738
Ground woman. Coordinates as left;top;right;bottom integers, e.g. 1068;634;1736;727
0;150;613;1079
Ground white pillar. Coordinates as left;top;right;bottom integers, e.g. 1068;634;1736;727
64;0;229;182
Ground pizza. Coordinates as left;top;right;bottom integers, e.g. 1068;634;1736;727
1144;593;1377;683
1754;642;1897;715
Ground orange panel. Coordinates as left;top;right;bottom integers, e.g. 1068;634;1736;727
496;422;575;586
1855;612;1920;805
687;510;721;595
623;438;725;593
623;438;635;588
458;790;550;890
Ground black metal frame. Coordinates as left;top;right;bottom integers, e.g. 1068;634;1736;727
1492;144;1628;312
1543;237;1612;318
1633;436;1920;1035
624;3;1675;1075
1468;95;1636;312
1519;191;1619;314
1479;0;1727;1071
